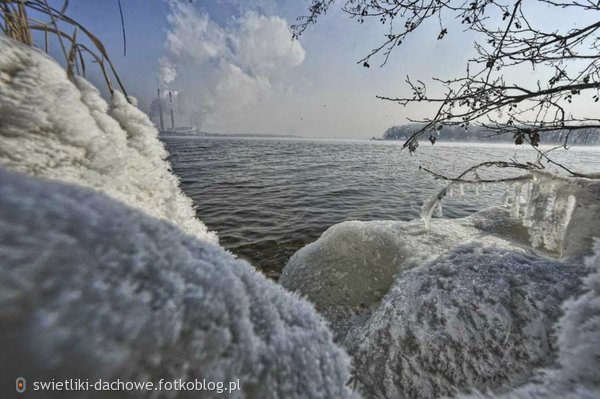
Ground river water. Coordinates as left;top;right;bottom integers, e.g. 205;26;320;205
163;137;600;278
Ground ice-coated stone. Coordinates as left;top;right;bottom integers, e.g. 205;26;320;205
281;202;596;398
464;241;600;398
280;208;531;326
347;245;582;398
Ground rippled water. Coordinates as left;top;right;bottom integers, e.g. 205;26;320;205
163;137;600;279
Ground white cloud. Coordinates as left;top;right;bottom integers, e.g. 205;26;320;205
231;12;305;75
158;1;305;129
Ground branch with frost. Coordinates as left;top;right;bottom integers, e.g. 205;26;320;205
295;0;600;172
419;160;535;230
419;161;537;185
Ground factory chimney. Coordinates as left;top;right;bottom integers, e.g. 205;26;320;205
157;88;165;131
169;91;175;129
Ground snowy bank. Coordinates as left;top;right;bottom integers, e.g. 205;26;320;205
281;176;600;398
0;36;216;243
0;167;357;399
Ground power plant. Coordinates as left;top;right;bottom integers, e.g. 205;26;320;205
156;87;199;136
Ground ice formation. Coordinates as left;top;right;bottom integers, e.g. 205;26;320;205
2;34;599;399
420;171;600;259
420;185;448;231
0;167;357;399
520;172;600;258
281;207;533;326
0;36;216;243
281;174;600;398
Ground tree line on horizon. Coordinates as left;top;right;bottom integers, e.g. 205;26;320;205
382;124;600;146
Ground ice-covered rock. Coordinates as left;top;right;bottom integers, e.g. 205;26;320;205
0;167;357;399
0;36;216;243
281;200;596;397
280;207;532;333
464;241;600;398
347;245;582;398
553;240;600;391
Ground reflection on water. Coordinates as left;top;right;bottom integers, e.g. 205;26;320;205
163;137;600;279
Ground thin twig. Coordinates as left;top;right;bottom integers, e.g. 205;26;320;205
117;0;126;57
420;161;536;184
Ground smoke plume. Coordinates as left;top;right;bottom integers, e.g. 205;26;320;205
158;1;305;130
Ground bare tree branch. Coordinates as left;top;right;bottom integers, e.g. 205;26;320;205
294;0;600;177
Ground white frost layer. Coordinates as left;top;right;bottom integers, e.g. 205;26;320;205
0;36;216;243
465;241;600;398
280;205;595;398
0;168;357;399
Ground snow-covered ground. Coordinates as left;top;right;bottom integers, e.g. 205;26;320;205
0;167;356;399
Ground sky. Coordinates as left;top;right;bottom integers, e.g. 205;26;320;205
38;0;600;139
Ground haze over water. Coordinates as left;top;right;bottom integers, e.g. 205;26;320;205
164;137;600;278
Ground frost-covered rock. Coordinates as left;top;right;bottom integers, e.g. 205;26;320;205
280;208;531;329
347;245;582;398
463;241;600;399
554;241;600;391
281;203;595;398
0;167;357;399
0;36;216;243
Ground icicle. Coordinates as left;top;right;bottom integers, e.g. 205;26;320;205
459;183;465;196
475;184;480;196
511;183;522;217
502;183;512;207
448;187;454;197
420;185;448;231
522;182;533;218
558;195;577;257
521;182;531;220
437;201;443;217
520;172;581;256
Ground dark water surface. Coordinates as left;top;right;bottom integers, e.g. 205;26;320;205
163;137;600;278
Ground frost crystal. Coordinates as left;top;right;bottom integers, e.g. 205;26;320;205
348;245;581;398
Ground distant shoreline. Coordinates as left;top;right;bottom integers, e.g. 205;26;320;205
202;132;303;139
158;130;600;146
159;129;302;139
